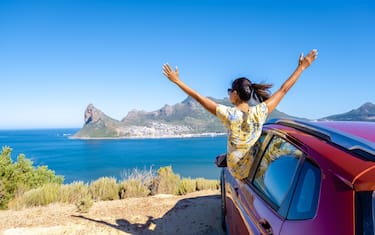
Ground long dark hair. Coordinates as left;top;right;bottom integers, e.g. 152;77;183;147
231;77;272;103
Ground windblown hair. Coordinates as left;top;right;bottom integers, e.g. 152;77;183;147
231;77;273;103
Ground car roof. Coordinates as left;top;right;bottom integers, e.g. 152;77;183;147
314;121;375;143
266;119;375;159
265;119;375;191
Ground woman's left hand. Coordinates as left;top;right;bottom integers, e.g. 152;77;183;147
162;64;180;83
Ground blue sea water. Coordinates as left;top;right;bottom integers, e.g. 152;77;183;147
0;129;227;183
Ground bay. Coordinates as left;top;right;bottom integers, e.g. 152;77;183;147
0;129;227;183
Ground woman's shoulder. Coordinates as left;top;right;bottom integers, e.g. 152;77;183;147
249;102;267;111
248;102;268;121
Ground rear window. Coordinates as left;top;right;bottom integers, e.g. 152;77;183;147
287;160;320;220
356;191;375;235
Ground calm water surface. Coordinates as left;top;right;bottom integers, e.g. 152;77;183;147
0;129;227;183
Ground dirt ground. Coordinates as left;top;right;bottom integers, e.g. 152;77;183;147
0;190;226;235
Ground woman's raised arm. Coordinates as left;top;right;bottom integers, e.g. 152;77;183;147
265;49;318;113
162;64;217;115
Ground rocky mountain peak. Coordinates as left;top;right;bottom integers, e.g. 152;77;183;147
320;102;375;121
358;102;375;114
84;104;102;125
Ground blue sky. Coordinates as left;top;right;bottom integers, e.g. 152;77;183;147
1;0;374;129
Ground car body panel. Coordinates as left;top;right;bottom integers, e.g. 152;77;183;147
352;165;375;190
224;170;284;235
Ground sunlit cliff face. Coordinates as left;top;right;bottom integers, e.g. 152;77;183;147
84;104;99;125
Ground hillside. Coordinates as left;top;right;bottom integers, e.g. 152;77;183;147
319;102;375;122
72;97;300;138
72;98;374;139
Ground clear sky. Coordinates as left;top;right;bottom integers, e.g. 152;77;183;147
1;0;374;129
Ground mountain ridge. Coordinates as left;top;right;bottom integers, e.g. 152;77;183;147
319;102;375;121
72;98;374;139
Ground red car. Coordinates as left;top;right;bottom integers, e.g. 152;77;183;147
218;118;375;235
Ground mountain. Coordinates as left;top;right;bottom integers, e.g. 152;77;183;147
72;97;301;138
72;98;374;139
72;104;124;138
319;102;375;122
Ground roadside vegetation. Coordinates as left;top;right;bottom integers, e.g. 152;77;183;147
0;147;219;212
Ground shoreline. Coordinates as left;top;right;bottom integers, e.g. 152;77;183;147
69;132;227;140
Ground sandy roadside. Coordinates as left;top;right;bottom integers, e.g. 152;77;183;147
0;190;226;235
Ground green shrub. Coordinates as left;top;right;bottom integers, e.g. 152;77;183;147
177;178;196;195
151;166;180;195
0;146;63;209
89;177;119;201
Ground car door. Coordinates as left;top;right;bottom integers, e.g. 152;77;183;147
240;134;306;235
223;133;269;235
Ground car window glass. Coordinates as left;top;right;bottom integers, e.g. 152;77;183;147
249;133;266;159
253;136;303;208
287;160;321;220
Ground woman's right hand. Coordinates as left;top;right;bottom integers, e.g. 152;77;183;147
162;64;180;83
298;49;318;71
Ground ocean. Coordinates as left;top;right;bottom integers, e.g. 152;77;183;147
0;129;227;183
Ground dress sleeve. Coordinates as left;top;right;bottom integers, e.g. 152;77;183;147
216;104;230;129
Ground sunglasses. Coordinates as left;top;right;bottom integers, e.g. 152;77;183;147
227;88;234;95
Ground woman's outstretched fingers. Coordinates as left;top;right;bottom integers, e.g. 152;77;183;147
309;49;318;59
162;63;179;83
162;64;172;77
163;64;170;73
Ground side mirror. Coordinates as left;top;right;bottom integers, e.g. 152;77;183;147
215;153;227;167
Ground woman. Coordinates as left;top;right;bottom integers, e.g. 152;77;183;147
162;49;318;179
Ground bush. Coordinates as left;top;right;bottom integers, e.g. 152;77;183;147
120;179;150;198
59;181;90;204
196;178;219;191
151;166;180;195
8;183;60;210
75;195;93;213
89;177;119;201
119;167;155;198
177;178;196;195
0;146;63;209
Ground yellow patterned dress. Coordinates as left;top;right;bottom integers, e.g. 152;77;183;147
216;102;268;179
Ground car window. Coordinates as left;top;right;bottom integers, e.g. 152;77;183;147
287;160;321;220
253;135;303;208
249;133;266;159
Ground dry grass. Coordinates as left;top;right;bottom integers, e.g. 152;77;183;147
0;190;225;235
5;166;219;214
